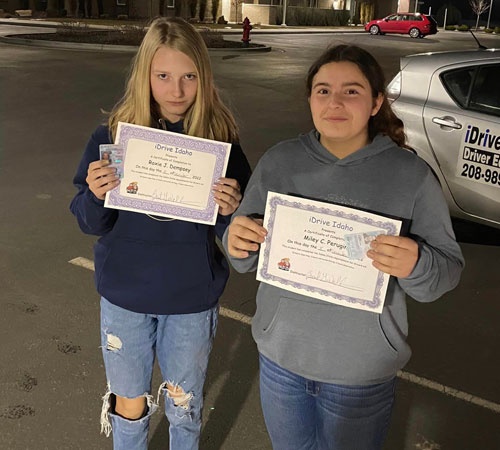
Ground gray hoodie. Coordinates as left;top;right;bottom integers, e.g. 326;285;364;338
223;131;464;385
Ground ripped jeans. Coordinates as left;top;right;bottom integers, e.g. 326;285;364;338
100;297;218;450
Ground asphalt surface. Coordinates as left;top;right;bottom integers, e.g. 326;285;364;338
1;26;499;449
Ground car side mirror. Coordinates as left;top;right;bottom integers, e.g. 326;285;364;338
384;18;389;21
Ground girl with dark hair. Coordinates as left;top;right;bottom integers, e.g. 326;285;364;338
224;45;464;449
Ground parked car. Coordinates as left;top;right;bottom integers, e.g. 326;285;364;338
365;13;438;38
387;48;500;229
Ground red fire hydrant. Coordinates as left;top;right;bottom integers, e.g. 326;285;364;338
242;17;252;47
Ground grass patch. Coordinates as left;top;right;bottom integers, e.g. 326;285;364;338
14;26;264;48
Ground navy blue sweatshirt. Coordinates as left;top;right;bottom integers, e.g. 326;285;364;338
70;121;251;314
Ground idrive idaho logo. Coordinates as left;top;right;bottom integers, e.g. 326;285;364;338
464;125;500;150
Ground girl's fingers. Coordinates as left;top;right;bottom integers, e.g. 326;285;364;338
372;235;417;251
217;177;240;190
371;260;394;275
231;235;260;252
231;223;265;244
232;216;267;240
214;190;240;208
366;250;394;267
213;183;242;202
93;179;120;200
227;216;268;258
228;234;261;258
227;246;250;259
87;166;117;184
86;161;120;199
88;159;110;172
89;173;119;190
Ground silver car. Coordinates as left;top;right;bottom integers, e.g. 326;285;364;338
387;49;500;229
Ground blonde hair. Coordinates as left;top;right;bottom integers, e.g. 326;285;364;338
108;17;239;143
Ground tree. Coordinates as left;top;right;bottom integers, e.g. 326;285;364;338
188;0;198;18
469;0;490;30
64;0;77;16
199;0;207;21
47;0;58;10
211;0;220;22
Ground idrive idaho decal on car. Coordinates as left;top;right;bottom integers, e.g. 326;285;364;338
456;125;500;188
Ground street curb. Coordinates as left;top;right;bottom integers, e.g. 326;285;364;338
0;35;137;52
0;18;366;35
0;34;272;52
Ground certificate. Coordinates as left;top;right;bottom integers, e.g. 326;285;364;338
104;122;232;225
256;192;403;313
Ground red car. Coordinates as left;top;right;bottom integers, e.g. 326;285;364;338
365;13;438;38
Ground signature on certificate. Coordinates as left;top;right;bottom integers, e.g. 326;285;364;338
306;270;347;288
151;189;185;204
305;270;363;292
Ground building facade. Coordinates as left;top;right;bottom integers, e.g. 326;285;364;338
1;0;419;22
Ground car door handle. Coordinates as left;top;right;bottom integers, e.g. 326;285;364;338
432;117;462;129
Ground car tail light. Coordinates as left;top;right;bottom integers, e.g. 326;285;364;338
386;72;401;103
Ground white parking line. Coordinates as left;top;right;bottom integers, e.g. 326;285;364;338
69;256;500;414
68;256;95;271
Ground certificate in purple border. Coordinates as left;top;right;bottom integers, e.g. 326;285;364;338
108;123;230;224
259;195;400;310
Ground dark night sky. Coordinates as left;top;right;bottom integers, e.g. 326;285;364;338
418;0;499;23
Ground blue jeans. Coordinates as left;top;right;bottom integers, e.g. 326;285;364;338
259;354;396;450
99;297;218;450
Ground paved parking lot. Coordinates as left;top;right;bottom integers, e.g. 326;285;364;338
1;26;499;449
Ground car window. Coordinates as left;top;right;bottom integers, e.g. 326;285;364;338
469;65;500;117
398;15;407;21
387;15;397;21
441;68;474;108
413;15;423;21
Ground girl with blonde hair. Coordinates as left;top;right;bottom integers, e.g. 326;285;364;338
70;17;251;450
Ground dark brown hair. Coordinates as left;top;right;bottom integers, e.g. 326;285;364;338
306;45;407;148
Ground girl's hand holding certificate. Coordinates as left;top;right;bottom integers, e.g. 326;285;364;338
366;235;419;278
86;160;120;201
212;177;243;216
227;216;267;258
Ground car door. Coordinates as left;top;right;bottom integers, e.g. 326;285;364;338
382;14;399;33
397;14;411;33
423;62;500;223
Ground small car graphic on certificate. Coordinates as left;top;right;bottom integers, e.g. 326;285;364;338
126;182;139;194
277;258;291;271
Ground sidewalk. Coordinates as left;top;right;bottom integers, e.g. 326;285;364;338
0;17;366;34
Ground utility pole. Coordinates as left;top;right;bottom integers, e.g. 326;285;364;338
282;0;287;26
487;0;494;29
